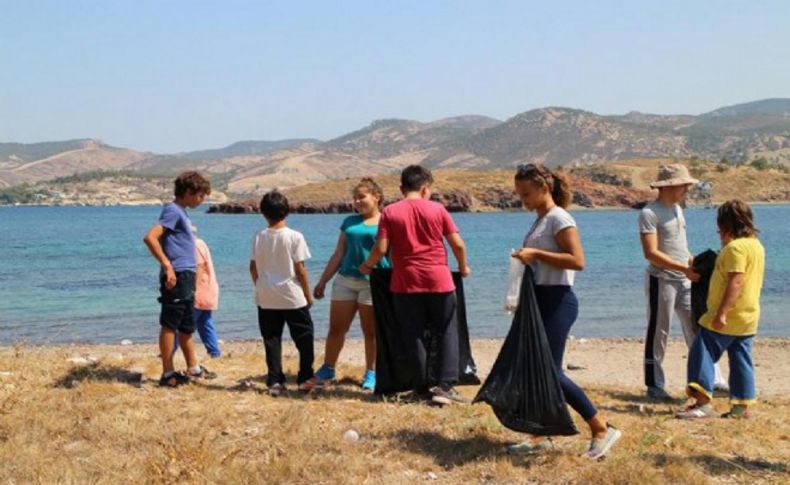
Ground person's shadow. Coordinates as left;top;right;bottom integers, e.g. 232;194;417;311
389;429;557;468
54;363;143;388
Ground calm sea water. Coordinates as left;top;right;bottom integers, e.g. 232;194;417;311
1;204;788;345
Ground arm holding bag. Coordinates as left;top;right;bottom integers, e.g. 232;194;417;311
473;266;579;436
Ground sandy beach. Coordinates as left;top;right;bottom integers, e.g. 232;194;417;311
8;337;786;396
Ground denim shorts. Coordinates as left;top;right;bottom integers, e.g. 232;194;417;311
331;274;373;306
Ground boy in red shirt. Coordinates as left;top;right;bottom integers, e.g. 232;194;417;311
360;165;470;404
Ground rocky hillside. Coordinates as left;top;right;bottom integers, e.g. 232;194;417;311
222;99;790;191
208;159;790;214
1;99;788;202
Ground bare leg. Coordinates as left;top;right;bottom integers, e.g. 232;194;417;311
686;387;711;406
322;300;358;367
179;332;199;369
587;413;609;439
358;304;377;370
159;327;177;374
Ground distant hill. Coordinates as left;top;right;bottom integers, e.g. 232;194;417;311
182;139;320;160
0;139;149;188
2;98;789;194
702;98;790;117
0;139;100;162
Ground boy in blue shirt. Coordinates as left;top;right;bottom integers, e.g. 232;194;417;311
144;171;217;387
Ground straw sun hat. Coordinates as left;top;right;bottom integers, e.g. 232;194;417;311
649;164;699;189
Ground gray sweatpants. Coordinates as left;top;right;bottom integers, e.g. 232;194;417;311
644;272;725;390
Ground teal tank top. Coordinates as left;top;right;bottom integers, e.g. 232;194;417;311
339;214;391;279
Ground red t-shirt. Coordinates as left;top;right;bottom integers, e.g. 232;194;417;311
377;198;459;293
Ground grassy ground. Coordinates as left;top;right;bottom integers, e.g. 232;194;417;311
1;341;788;484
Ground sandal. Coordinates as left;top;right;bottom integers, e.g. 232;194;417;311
186;365;217;380
159;371;189;387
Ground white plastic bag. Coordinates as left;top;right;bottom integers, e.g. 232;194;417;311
504;249;524;314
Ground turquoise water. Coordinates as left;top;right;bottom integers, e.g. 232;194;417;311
1;204;788;344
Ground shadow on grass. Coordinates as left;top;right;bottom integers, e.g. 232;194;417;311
390;429;553;469
54;363;142;388
190;373;378;402
652;452;789;476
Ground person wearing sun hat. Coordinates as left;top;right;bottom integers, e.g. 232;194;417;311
638;164;727;401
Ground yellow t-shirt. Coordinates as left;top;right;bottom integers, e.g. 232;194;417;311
700;237;765;336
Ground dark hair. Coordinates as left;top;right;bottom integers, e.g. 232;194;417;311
400;165;434;192
259;190;289;222
355;177;384;207
717;199;758;238
174;171;211;198
514;163;571;208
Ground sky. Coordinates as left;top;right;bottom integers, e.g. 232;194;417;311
1;0;789;153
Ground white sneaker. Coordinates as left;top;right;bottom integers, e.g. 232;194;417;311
585;425;622;460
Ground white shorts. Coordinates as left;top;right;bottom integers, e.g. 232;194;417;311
331;274;373;306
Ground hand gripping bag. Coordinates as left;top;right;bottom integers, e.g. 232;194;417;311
370;268;479;395
473;266;578;436
691;248;718;326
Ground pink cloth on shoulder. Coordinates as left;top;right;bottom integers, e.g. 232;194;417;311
194;238;219;310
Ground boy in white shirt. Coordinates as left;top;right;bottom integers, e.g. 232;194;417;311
250;190;315;396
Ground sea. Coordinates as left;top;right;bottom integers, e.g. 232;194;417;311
1;204;788;345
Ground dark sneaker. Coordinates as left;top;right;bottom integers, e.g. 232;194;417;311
430;386;469;405
675;403;716;419
585;425;622;460
186;365;217;380
298;377;317;393
646;386;675;402
721;405;750;419
159;371;189;388
269;382;286;397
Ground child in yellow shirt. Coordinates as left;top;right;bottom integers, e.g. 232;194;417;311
676;200;765;419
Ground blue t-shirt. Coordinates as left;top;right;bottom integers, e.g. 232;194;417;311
339;214;391;279
158;202;196;272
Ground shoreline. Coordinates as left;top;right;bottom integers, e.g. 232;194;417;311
5;337;789;396
3;200;789;211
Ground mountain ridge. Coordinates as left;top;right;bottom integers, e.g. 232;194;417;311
1;98;788;192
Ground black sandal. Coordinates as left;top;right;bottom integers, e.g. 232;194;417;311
159;371;189;387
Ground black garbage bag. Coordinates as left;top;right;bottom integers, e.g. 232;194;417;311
370;268;480;395
472;266;579;436
691;248;718;326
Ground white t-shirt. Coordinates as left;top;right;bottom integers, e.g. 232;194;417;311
250;226;311;309
522;206;577;286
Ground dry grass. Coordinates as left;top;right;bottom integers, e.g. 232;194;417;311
1;341;788;484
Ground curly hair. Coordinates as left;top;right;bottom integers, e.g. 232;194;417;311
174;171;211;198
514;163;571;208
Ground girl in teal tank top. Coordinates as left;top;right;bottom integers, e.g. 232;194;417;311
313;178;389;390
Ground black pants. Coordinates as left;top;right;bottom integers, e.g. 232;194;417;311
392;292;459;391
257;307;315;386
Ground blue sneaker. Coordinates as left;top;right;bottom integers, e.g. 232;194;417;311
315;364;336;384
361;369;376;390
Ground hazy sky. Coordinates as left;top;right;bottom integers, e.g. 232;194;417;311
2;0;789;152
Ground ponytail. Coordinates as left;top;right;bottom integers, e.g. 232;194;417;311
515;163;572;208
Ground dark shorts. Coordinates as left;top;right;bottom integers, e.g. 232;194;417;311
158;270;196;333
